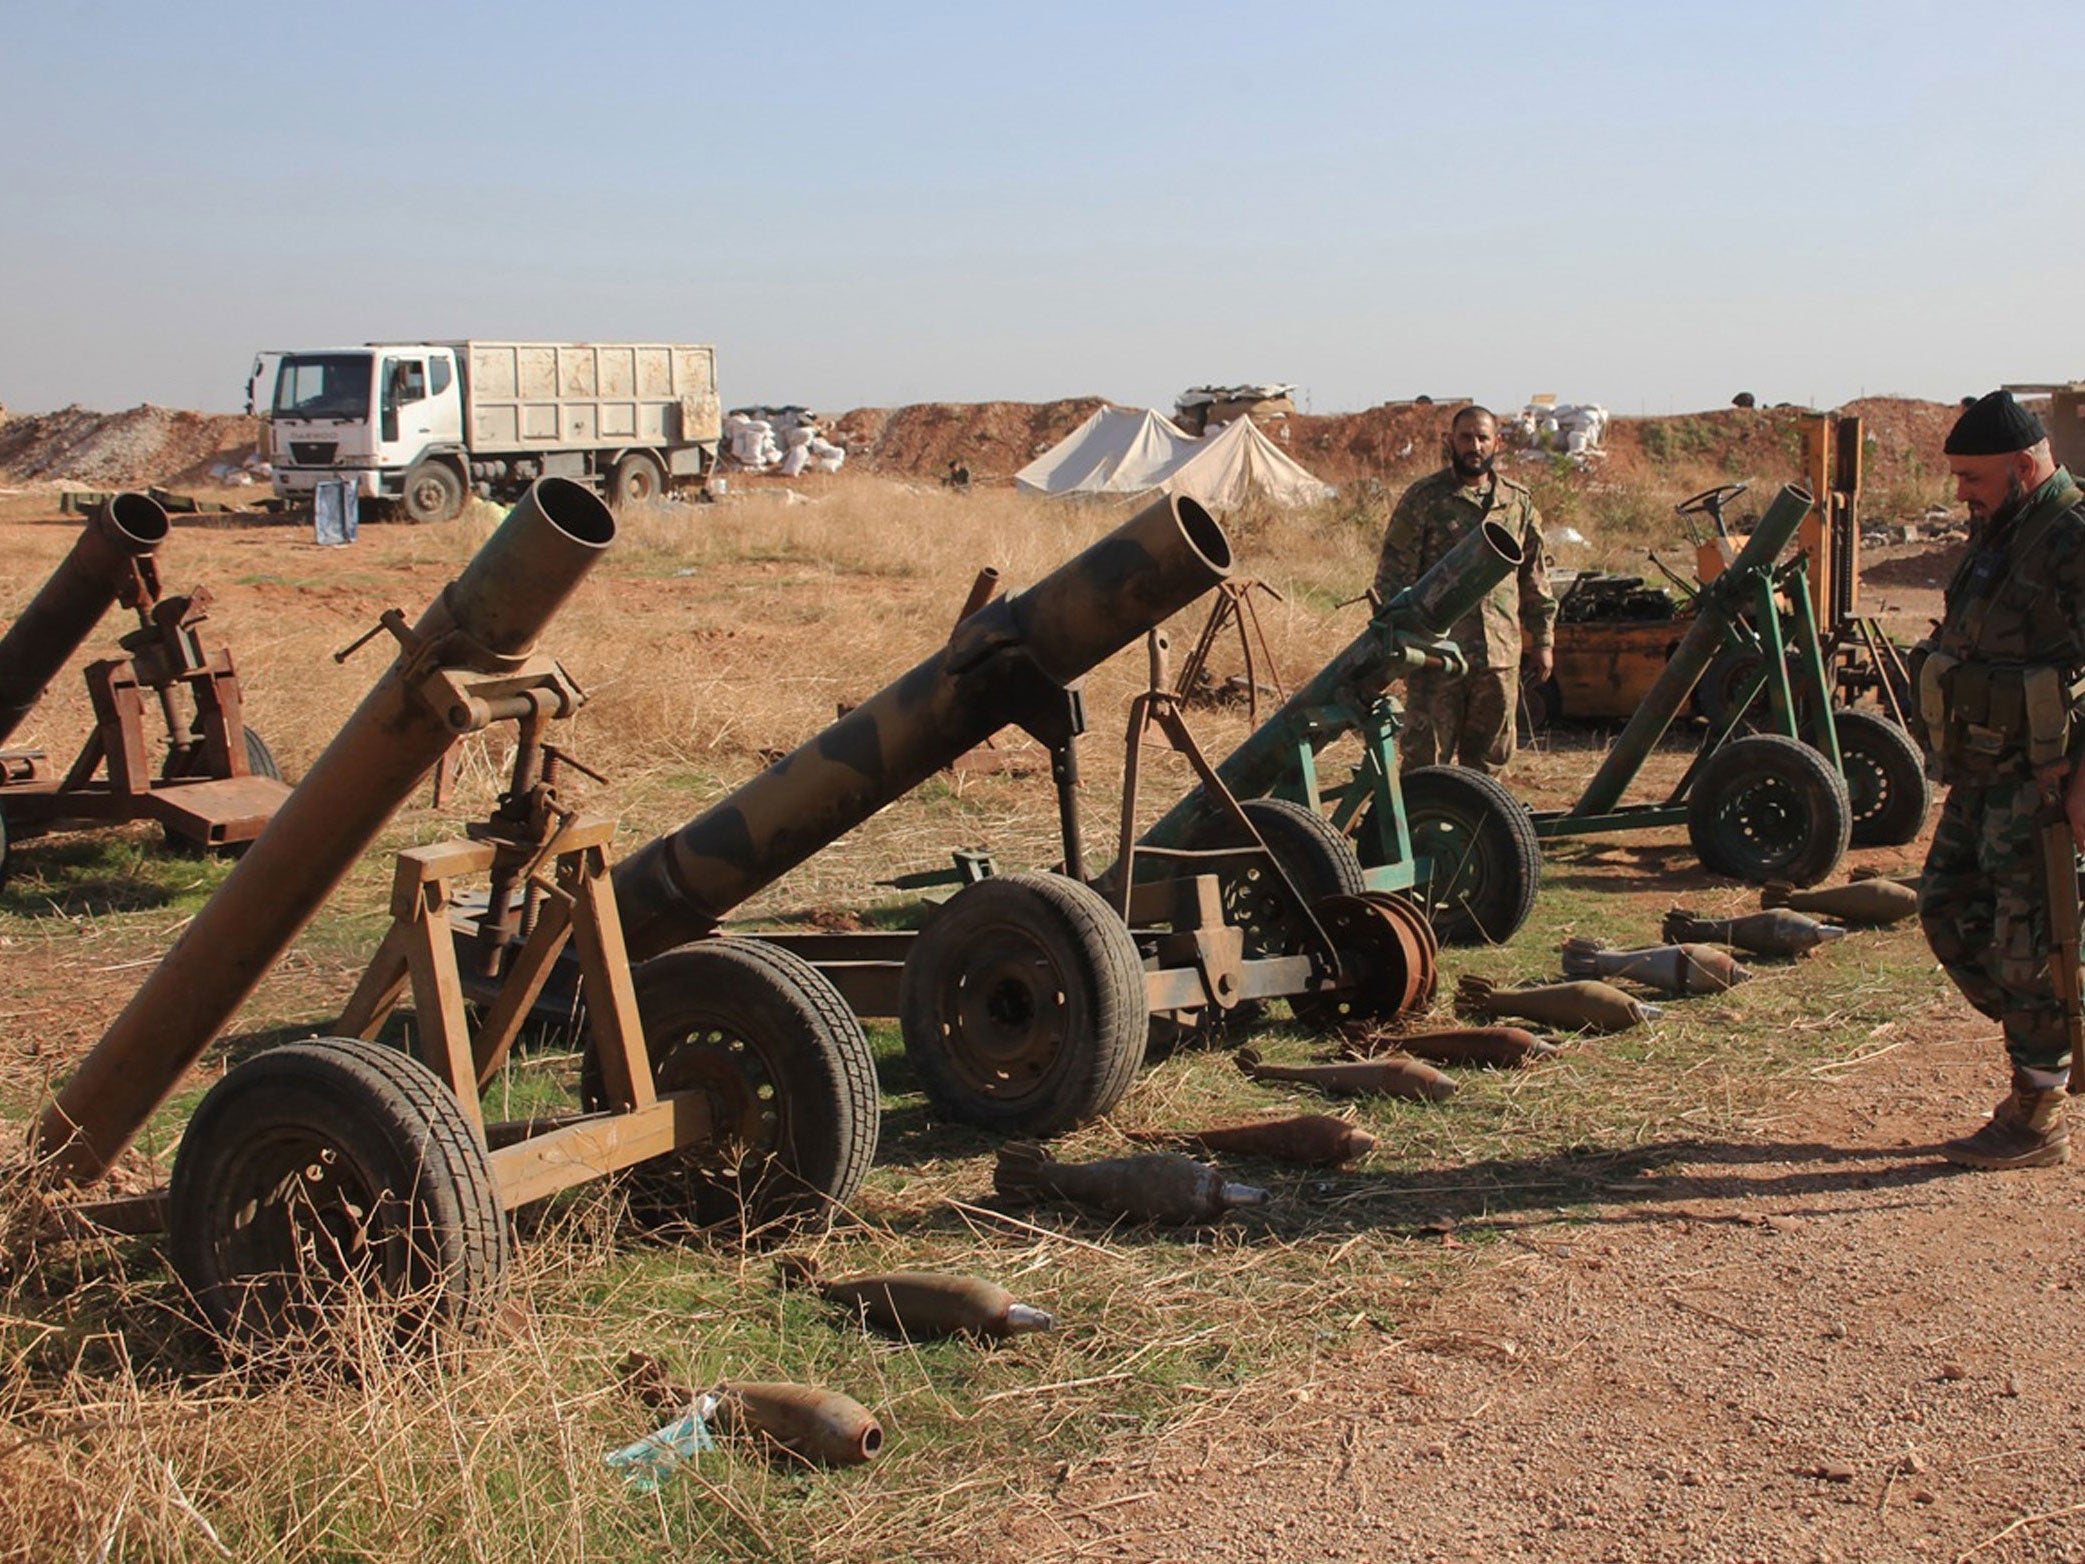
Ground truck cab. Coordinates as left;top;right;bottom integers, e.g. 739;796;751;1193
266;345;468;521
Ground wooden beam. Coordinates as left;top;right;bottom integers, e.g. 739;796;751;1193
488;1091;712;1208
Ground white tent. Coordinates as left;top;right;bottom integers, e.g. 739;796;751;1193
1013;406;1198;496
1016;408;1334;508
1161;416;1335;510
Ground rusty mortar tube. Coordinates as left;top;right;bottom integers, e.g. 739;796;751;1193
612;493;1232;959
1570;483;1813;820
0;492;170;747
1139;517;1522;848
33;478;616;1184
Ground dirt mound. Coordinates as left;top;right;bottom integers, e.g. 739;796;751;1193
0;393;1967;505
1597;398;1959;495
1280;401;1449;484
829;398;1107;481
822;395;1966;497
0;405;260;488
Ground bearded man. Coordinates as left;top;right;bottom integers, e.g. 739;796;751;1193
1917;389;2085;1168
1372;404;1555;773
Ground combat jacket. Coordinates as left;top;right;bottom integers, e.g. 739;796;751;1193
1373;467;1556;672
1922;467;2085;784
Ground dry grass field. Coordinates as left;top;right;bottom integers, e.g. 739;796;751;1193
0;455;1973;1562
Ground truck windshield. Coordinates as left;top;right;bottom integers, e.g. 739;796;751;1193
273;353;372;419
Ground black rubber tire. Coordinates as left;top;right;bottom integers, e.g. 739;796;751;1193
243;725;285;782
611;451;667;510
168;1037;508;1344
1400;765;1543;945
615;938;879;1236
400;460;465;524
1687;732;1851;885
1164;797;1366;1051
899;871;1146;1136
1698;644;1825;734
1828;707;1931;848
1694;646;1762;730
0;803;10;895
1180;797;1367;958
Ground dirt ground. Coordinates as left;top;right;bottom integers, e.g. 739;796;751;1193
0;451;2050;1560
979;1020;2085;1564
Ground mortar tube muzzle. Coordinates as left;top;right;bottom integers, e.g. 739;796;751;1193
1379;517;1524;639
0;492;169;747
34;478;616;1185
610;492;1232;957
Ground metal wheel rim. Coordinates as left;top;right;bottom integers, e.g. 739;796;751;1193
927;921;1073;1103
655;1024;785;1171
407;474;452;515
1838;746;1888;827
1706;772;1816;870
196;1125;403;1328
1408;807;1495;929
1216;859;1313;959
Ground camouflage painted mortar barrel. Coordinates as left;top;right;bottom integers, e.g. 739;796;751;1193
1140;516;1523;846
1569;483;1813;819
0;492;170;747
612;493;1233;959
34;478;617;1184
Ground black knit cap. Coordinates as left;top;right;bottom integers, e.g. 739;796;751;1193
1944;390;2046;456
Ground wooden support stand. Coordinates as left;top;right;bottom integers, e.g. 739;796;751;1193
336;814;709;1210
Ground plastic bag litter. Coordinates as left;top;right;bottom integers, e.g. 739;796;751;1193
606;1394;718;1493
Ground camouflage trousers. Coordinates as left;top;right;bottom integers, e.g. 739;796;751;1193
1399;667;1516;774
1919;778;2076;1074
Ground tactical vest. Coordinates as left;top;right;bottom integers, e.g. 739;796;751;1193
1918;469;2085;782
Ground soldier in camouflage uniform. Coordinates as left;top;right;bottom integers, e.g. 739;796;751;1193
1916;390;2085;1169
1373;405;1556;773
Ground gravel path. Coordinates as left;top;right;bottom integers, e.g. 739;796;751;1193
986;1029;2085;1563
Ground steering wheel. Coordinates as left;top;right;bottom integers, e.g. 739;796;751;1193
1675;482;1748;519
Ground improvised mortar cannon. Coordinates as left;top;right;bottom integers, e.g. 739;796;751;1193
600;495;1232;1137
23;482;858;1342
584;494;1437;1137
0;494;291;886
1135;517;1545;945
1520;483;1871;883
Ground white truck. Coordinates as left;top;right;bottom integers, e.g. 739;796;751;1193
252;341;722;522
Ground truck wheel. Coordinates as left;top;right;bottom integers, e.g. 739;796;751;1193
1829;708;1931;848
611;452;667;510
608;938;880;1239
1688;733;1850;885
401;461;465;524
900;872;1145;1136
168;1037;508;1345
1401;765;1543;946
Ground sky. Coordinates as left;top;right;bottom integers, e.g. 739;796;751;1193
2;0;2081;418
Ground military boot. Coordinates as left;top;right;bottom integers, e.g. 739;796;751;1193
1941;1076;2071;1170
